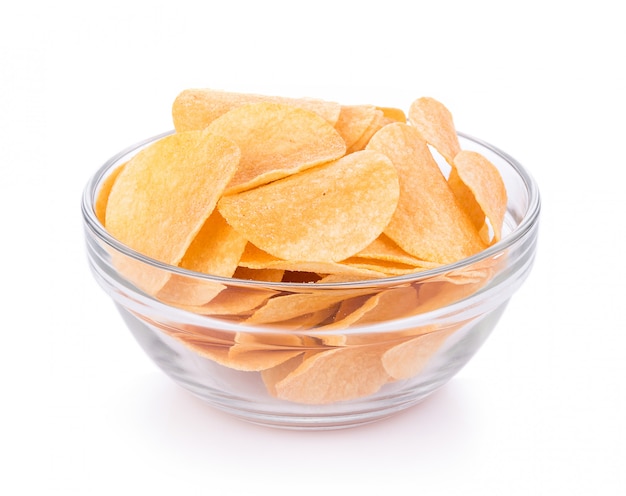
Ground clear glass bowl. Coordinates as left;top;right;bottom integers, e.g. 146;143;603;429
81;131;540;430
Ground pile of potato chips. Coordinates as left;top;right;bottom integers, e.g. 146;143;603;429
95;88;508;404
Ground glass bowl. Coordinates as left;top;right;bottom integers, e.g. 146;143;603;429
81;131;540;430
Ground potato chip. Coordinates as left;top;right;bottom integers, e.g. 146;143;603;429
366;122;486;264
180;210;247;277
347;108;387;152
340;258;429;276
408;97;461;164
165;326;302;372
185;285;277;316
239;243;385;279
451;150;508;243
354;234;442;269
218;150;400;262
156;273;225;307
376;106;407;122
261;353;309;397
172;88;342;132
105;130;240;293
447;167;486;237
381;327;456;380
334;105;380;150
206;102;346;194
268;345;391;404
351;285;420;325
94;163;125;224
278;306;339;330
414;255;503;313
245;289;370;326
313;294;381;333
224;345;304;372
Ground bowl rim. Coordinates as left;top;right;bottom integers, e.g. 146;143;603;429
81;130;541;290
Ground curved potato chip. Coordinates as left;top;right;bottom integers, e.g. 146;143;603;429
218;150;400;263
334;104;380;150
408;97;461;164
178;285;278;316
244;288;371;326
239;243;385;279
206;102;346;194
173;337;300;372
451;150;508;243
94;162;125;224
269;345;391;404
366;122;485;264
354;234;442;269
376;106;406;122
339;258;425;276
261;353;309;397
381;327;456;380
156;274;225;307
180;210;247;277
224;346;304;372
172;88;342;132
448;167;486;236
347;109;386;152
105;130;240;293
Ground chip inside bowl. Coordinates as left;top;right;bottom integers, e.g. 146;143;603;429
217;149;400;263
104;130;240;293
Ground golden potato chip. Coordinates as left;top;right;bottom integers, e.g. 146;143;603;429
164;326;302;371
351;285;420;325
340;258;429;276
218;150;400;263
269;345;391;404
448;167;486;237
334;105;380;150
314;294;380;332
206;102;346;194
347;109;386;152
261;353;309;397
239;243;385;279
156;274;225;307
94;162;125;224
315;287;421;348
381;327;456;380
376;106;407;122
451;150;508;243
168;321;237;345
408;97;461;164
172;88;342;132
316;273;379;283
279;306;339;329
366;122;486;264
354;234;442;269
415;278;489;314
180;210;247;277
182;285;278;316
173;341;232;365
224;345;304;372
244;289;370;326
105;130;240;293
162;325;235;348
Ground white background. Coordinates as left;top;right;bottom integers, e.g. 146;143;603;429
2;1;624;494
